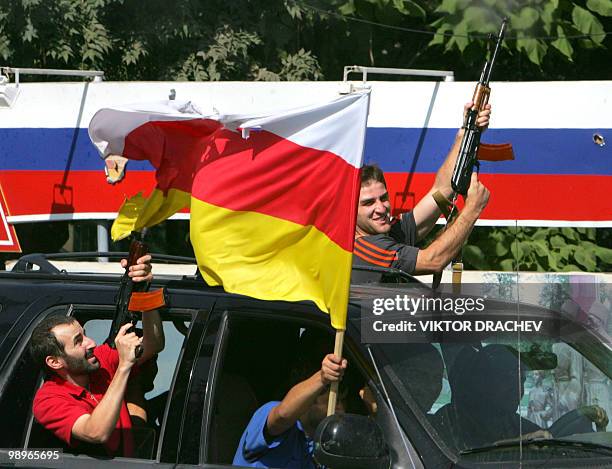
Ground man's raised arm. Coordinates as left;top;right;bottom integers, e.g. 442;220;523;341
413;173;489;274
122;255;165;363
71;324;141;444
412;102;491;241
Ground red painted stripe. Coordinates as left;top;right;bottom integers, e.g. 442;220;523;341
123;119;221;193
385;173;612;222
353;247;392;267
0;170;176;215
356;238;397;257
191;129;360;252
1;171;610;225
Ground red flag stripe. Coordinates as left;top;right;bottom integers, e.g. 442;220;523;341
191;128;360;252
123;119;221;193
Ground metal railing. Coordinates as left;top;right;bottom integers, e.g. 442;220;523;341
343;65;454;82
1;67;104;86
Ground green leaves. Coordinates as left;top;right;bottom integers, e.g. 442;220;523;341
516;33;547;65
122;41;147;66
464;227;612;272
23;19;37;43
511;7;540;29
427;0;609;68
572;5;606;44
541;0;559;33
586;0;612;17
0;0;608;83
279;49;323;81
551;26;574;60
463;244;487;270
393;0;426;18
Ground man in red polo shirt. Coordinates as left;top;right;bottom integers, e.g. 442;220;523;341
29;256;164;457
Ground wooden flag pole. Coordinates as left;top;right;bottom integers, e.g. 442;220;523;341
327;329;345;416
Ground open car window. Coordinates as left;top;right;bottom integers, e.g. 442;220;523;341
21;307;194;462
203;312;376;466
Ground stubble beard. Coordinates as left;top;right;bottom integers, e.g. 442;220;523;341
64;353;99;375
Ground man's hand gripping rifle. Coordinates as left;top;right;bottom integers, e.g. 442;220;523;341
106;232;166;359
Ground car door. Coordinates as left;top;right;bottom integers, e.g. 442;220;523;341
0;282;224;469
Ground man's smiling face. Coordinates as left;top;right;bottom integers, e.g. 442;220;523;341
356;181;392;236
51;322;100;376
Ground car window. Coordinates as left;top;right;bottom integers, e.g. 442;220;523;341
203;313;374;466
20;307;193;462
376;334;612;459
0;306;69;449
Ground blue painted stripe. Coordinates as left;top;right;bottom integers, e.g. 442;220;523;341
0;127;610;175
365;128;611;175
0;128;153;171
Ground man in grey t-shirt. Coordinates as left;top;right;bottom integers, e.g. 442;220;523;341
352;102;491;279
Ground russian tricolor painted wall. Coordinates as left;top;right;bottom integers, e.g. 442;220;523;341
0;80;609;252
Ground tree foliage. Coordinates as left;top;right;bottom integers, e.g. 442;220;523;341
464;227;612;272
0;0;326;81
0;0;609;81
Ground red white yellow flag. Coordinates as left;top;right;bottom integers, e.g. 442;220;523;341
89;93;370;329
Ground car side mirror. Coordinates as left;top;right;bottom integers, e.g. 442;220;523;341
314;413;390;469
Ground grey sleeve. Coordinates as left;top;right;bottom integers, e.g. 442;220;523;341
400;212;418;246
392;245;419;274
387;212;419;274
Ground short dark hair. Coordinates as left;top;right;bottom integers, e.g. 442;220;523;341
29;316;77;374
288;329;334;388
361;164;387;188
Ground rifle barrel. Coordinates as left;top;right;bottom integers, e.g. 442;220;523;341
484;18;508;84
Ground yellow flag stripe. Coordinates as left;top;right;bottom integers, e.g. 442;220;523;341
111;188;190;241
190;197;351;330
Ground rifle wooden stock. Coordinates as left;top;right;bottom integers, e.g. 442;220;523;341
107;233;148;359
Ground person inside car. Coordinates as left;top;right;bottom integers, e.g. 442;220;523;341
29;255;164;458
387;343;445;414
233;331;347;468
432;344;542;449
352;102;491;278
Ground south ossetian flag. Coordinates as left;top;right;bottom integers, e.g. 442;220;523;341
89;93;371;330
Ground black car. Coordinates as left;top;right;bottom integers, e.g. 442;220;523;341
0;254;611;468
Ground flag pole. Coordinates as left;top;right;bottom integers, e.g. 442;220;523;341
327;329;345;416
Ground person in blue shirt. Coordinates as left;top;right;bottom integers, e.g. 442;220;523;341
233;352;347;468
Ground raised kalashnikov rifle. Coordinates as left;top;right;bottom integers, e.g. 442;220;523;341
433;19;509;290
451;18;507;200
106;231;166;358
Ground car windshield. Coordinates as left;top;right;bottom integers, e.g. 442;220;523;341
373;331;612;456
353;280;612;462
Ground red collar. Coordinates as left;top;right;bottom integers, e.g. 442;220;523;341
49;374;88;398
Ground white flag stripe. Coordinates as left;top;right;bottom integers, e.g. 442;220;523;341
89;93;371;169
237;92;370;169
88;101;209;157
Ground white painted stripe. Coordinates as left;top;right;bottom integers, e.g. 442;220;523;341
8;212;190;223
0;204;14;245
9;213;611;227
434;219;612;227
1;81;610;129
366;81;612;129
